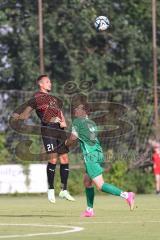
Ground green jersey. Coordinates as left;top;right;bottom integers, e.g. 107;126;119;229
72;116;103;155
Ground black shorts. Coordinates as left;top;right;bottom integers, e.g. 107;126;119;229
41;122;69;154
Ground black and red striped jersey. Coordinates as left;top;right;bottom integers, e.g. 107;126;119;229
28;91;63;123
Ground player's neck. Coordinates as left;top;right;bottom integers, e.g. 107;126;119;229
39;88;49;94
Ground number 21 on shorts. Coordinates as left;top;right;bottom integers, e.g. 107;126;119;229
47;144;54;152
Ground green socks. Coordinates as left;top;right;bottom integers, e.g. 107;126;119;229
85;187;94;208
101;183;122;196
85;184;124;209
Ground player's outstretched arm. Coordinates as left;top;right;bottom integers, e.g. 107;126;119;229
12;106;33;120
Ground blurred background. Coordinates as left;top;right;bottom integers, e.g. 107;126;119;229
0;0;160;195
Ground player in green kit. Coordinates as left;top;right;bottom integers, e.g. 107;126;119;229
66;101;135;217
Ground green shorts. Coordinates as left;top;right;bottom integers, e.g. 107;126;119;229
84;150;105;179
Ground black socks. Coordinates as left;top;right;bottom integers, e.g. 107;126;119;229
47;163;69;190
47;162;56;189
60;164;69;190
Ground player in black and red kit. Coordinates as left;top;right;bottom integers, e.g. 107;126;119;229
12;75;75;203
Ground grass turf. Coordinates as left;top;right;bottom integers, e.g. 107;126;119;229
0;194;160;240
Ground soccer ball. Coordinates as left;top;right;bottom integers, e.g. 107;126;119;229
94;16;110;31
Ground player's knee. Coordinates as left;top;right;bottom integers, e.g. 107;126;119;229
48;153;58;164
61;159;69;164
59;153;69;164
83;175;92;187
84;181;92;188
49;159;57;164
49;155;58;164
94;181;103;190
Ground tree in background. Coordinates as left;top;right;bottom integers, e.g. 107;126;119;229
0;0;159;91
0;0;39;89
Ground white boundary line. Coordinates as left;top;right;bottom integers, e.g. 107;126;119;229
0;224;84;239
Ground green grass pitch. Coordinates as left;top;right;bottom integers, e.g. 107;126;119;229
0;194;160;240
